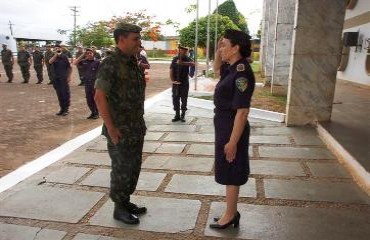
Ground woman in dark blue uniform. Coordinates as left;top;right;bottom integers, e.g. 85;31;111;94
210;29;255;229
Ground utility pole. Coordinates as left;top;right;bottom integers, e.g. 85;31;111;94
8;21;14;35
69;6;80;48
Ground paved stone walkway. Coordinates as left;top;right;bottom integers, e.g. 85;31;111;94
1;94;369;240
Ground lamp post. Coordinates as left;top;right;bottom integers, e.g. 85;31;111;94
205;0;211;78
194;0;199;90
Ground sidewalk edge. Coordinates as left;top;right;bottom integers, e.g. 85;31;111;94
317;123;370;196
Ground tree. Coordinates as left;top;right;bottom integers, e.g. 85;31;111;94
215;0;249;33
70;10;167;48
73;22;113;48
179;14;239;59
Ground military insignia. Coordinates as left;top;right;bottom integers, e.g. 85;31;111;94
236;64;245;72
236;77;248;92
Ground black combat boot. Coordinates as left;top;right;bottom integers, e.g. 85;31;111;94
172;111;180;122
113;203;139;225
180;111;186;122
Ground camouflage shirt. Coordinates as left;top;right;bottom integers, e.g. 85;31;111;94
17;50;31;66
44;50;54;66
32;51;44;66
95;47;146;138
1;49;13;65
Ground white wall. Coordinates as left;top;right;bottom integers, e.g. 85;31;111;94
337;1;370;86
141;40;167;50
345;0;370;19
0;34;17;54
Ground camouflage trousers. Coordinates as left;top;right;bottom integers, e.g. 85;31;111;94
46;64;54;83
107;135;144;205
34;65;43;82
19;64;30;82
2;64;13;81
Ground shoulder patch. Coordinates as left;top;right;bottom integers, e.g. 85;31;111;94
236;63;245;72
236;77;248;92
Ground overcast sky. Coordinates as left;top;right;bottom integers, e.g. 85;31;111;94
0;0;262;38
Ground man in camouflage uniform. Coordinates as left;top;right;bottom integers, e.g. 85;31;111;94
17;45;31;83
44;45;55;84
95;23;146;225
1;43;14;83
32;46;44;84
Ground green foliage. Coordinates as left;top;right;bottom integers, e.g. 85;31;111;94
179;14;238;58
215;0;249;33
73;22;113;48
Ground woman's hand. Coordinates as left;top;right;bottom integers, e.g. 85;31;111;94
224;141;237;162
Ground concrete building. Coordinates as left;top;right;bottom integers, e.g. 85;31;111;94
260;0;369;194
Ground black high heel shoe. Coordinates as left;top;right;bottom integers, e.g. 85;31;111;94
209;211;240;229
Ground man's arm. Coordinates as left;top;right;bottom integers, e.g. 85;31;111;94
94;89;122;144
49;53;58;64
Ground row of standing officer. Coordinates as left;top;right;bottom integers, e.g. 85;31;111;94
1;43;102;85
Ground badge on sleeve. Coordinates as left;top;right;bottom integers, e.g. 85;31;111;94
236;63;245;72
236;77;248;92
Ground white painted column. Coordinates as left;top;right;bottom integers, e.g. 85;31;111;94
260;0;269;77
286;0;347;126
264;0;278;85
271;0;296;95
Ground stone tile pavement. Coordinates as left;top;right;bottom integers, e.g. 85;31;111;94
1;94;369;240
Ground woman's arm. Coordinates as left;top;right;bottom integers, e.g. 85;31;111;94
224;108;250;162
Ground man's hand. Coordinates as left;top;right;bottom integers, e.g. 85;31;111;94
108;127;122;145
172;81;181;84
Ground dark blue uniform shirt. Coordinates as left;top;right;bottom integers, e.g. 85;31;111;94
79;59;100;81
214;58;255;112
170;55;192;83
53;54;71;79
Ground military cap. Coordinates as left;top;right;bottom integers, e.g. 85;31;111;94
2;43;7;46
178;46;188;51
115;22;142;33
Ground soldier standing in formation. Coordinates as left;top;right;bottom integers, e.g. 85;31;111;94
75;46;85;86
1;43;14;83
17;45;32;83
49;44;72;116
95;23;147;225
169;46;195;122
32;46;44;84
73;48;100;119
44;44;55;85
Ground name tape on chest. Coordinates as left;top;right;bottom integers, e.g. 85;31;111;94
236;77;248;92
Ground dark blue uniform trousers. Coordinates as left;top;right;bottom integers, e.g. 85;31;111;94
172;83;189;111
85;79;98;115
53;78;70;112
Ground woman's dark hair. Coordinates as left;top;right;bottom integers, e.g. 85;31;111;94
223;29;252;58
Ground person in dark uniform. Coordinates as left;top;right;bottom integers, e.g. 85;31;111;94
91;46;102;60
49;44;72;116
73;48;100;119
94;22;147;225
75;46;85;86
32;46;44;84
209;29;255;229
136;45;150;82
44;44;55;85
17;45;32;83
169;46;195;122
1;43;14;83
